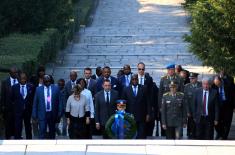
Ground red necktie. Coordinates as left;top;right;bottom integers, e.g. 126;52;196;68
203;91;207;115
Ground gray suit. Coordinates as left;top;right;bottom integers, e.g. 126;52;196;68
64;81;74;100
95;89;119;126
86;78;97;97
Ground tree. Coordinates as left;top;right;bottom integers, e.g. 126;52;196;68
185;0;235;75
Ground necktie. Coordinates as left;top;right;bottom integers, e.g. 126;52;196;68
13;79;16;85
47;88;51;111
133;86;137;96
21;85;25;98
106;92;110;104
140;77;143;85
219;86;225;102
71;82;75;88
126;76;129;87
203;91;207;115
86;79;89;88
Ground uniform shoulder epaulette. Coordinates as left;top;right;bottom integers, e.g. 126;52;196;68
163;92;170;96
161;75;167;79
185;83;190;87
177;92;184;95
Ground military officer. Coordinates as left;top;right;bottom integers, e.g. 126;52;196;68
158;64;184;136
184;72;202;139
161;81;186;139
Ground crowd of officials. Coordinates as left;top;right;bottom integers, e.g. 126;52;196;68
0;62;235;140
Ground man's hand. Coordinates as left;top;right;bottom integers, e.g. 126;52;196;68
67;118;70;126
214;121;218;126
96;123;100;130
146;115;150;122
162;124;167;130
187;113;191;117
86;117;90;125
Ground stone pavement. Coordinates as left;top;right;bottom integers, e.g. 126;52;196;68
1;140;235;155
46;0;213;83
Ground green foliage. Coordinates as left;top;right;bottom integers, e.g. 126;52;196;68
0;29;60;75
185;0;235;75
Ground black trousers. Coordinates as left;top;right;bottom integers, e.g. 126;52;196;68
215;103;233;140
187;116;196;139
69;116;86;139
4;110;15;139
14;110;32;139
196;116;214;140
136;121;146;139
146;120;155;137
165;126;182;139
85;118;93;139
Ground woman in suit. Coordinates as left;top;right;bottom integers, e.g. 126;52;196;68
65;84;90;139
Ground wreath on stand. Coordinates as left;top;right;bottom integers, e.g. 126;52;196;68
105;112;137;139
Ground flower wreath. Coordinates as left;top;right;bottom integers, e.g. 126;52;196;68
105;112;137;139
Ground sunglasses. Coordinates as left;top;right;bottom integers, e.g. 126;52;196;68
138;68;145;71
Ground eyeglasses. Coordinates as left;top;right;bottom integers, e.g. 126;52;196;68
138;68;145;71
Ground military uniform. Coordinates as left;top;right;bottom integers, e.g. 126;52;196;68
158;74;184;108
184;73;201;139
161;91;186;139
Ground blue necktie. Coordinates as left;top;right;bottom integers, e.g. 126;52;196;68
47;88;51;111
133;86;137;96
126;76;129;87
21;85;25;98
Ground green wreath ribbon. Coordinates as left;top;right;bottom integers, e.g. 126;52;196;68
105;113;137;139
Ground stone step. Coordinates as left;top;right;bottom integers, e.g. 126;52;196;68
79;30;190;36
78;36;185;44
82;27;190;34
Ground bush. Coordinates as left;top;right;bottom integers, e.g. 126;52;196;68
185;0;235;75
0;29;61;75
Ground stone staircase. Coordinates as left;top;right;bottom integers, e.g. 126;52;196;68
47;0;213;84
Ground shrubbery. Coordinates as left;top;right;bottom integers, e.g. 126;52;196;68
184;0;235;75
0;0;95;78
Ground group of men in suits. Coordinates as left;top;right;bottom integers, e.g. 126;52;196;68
0;63;235;140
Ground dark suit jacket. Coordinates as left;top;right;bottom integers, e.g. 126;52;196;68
1;77;14;114
64;81;74;100
193;88;219;124
122;84;150;122
95;89;119;126
32;84;63;122
11;83;34;116
118;73;133;94
96;76;120;92
87;78;97;97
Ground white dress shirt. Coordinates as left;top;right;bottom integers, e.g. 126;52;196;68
138;74;145;85
44;86;52;112
132;85;138;96
81;89;94;118
202;90;209;116
104;90;111;103
20;84;27;99
10;77;18;86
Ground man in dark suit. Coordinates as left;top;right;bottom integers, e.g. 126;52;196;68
91;66;102;80
96;66;120;93
122;74;151;139
64;70;77;100
95;79;119;138
1;67;19;139
118;65;132;95
32;75;63;139
212;75;234;139
137;62;154;137
193;77;219;140
12;72;34;139
84;67;97;97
